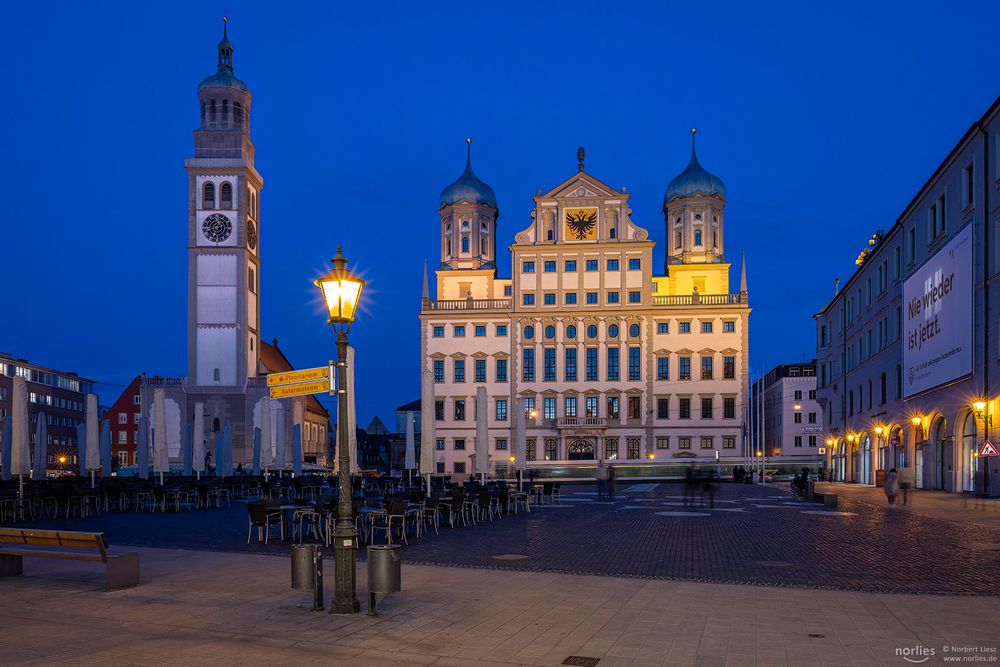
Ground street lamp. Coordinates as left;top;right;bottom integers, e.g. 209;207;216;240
971;399;992;498
315;245;366;615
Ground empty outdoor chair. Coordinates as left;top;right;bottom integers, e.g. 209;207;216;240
246;503;283;544
551;483;562;503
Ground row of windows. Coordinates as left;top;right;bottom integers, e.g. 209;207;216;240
522;258;643;274
28;392;85;412
0;364;90;393
434;395;738;421
431;435;738;466
523;290;640;306
431;353;737;384
431;320;737;339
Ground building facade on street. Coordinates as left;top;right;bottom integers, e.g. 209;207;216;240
815;94;1000;494
421;138;750;477
139;24;326;471
103;375;142;468
0;353;95;472
751;362;824;469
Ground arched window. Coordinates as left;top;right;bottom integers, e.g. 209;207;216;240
524;325;534;339
213;368;221;382
446;239;451;255
587;324;598;339
233;101;243;124
203;182;215;209
566;325;577;339
546;229;554;241
213;417;221;431
461;236;469;253
608;324;619;338
220;182;233;209
609;227;617;239
222;99;229;122
694;230;702;246
210;99;217;122
675;230;682;248
713;231;718;247
481;238;487;254
629;323;640;337
544;325;555;339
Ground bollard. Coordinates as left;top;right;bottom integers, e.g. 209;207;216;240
312;547;324;611
291;544;324;611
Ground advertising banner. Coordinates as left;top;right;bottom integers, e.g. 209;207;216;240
902;223;973;397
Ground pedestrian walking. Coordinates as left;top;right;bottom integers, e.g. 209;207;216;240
885;467;899;507
595;460;608;501
606;464;616;501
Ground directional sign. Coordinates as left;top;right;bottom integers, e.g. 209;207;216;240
980;440;999;457
269;379;330;399
266;366;329;387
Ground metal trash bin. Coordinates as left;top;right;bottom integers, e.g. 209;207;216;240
367;544;401;616
291;544;319;590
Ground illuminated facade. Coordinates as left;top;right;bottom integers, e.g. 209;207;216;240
814;94;1000;494
421;138;750;477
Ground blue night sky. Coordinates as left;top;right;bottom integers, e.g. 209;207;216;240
4;1;1000;425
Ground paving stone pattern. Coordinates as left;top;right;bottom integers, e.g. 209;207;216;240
20;483;1000;595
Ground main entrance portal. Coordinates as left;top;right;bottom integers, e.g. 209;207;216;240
568;439;595;460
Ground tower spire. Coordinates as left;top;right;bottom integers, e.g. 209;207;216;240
466;137;472;167
577;146;585;172
217;16;234;71
422;259;430;302
740;252;748;294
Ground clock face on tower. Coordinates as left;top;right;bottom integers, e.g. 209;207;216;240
247;220;258;250
202;213;232;243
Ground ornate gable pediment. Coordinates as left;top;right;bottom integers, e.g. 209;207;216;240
545;172;622;200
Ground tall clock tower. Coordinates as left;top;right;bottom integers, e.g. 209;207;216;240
186;20;262;387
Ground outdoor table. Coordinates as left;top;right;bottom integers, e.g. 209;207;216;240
276;504;299;541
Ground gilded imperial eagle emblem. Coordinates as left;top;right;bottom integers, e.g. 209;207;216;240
564;207;598;241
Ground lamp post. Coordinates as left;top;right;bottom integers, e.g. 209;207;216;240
972;400;992;498
315;246;365;615
846;434;856;483
825;438;835;482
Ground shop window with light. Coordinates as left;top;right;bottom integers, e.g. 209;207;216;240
604;438;618;459
544;439;557;460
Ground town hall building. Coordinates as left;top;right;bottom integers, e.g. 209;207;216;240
420;136;751;477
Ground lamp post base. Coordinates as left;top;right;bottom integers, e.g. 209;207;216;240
329;599;361;615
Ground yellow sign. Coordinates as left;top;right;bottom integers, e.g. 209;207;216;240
266;366;329;387
564;207;598;241
269;380;330;399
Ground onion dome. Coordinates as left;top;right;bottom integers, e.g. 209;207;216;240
664;129;725;204
440;139;497;209
198;18;249;93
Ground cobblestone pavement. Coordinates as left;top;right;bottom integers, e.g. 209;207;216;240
19;483;1000;595
2;547;999;667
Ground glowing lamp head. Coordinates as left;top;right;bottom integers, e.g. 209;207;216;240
314;246;365;327
648;453;655;460
508;456;515;463
58;455;67;464
847;434;856;443
973;400;987;413
794;403;802;411
756;450;762;457
874;426;883;435
826;438;834;446
911;416;922;426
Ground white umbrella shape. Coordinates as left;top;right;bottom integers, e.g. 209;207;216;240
419;367;435;494
475;386;488;483
513;397;526;490
85;394;100;487
260;396;272;473
153;388;169;484
10;377;30;495
32;411;47;481
192;402;205;479
404;410;415;484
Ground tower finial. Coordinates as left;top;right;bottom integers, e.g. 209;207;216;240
740;251;748;294
422;259;430;301
223;15;228;36
466;137;472;165
577;146;585;172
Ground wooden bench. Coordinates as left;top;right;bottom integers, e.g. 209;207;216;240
0;528;140;591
